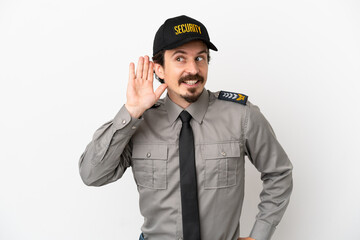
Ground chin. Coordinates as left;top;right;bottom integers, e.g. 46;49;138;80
181;90;202;103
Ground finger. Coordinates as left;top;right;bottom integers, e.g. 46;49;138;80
147;61;154;82
136;57;144;79
142;56;149;80
128;62;135;86
154;83;168;100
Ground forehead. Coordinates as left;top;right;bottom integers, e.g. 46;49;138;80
165;40;208;56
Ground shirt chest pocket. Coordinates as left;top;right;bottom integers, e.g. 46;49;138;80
131;144;167;190
201;142;241;189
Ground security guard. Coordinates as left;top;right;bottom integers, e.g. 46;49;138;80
79;15;293;240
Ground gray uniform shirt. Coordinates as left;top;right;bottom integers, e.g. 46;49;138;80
79;89;293;240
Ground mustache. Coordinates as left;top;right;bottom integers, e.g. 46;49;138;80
178;74;204;84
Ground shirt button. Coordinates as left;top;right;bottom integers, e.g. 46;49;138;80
221;151;226;156
131;126;136;130
122;119;126;124
146;152;151;158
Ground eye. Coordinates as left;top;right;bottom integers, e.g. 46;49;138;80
195;56;204;61
176;57;184;62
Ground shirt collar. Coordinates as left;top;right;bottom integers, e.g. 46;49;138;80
164;89;209;124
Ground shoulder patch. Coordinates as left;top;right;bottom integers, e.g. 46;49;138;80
218;90;248;105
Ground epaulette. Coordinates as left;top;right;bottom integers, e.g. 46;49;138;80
218;90;248;105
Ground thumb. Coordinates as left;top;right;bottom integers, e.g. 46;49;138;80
154;84;168;101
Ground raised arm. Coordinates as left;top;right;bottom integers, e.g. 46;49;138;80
79;56;167;186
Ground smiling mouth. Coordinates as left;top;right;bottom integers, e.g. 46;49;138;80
183;80;199;86
178;74;204;87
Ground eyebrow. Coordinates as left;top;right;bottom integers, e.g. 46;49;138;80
171;49;208;57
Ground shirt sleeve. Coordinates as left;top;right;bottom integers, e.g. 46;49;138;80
244;103;293;240
79;105;143;186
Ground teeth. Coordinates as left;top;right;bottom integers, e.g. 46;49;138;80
184;80;198;85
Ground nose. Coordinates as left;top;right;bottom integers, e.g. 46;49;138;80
185;60;199;75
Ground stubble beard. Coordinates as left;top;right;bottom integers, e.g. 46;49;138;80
178;74;204;103
181;88;201;103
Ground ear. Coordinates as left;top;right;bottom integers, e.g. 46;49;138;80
154;63;165;80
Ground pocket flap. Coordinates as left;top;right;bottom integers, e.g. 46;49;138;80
201;142;240;159
132;144;168;160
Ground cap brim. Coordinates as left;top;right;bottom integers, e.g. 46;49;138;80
163;37;218;52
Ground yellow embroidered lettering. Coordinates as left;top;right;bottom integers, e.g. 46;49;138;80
189;24;194;33
173;23;202;35
180;24;185;33
174;26;181;35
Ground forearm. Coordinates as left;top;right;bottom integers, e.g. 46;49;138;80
245;102;293;240
249;167;293;240
79;105;143;186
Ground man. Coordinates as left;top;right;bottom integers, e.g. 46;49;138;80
79;15;293;240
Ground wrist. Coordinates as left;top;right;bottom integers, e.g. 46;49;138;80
125;103;145;119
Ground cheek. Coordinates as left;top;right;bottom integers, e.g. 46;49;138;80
164;73;180;87
164;69;183;82
200;66;208;79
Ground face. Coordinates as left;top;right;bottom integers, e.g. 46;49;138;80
155;40;209;108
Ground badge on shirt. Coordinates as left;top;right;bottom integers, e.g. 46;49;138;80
218;91;248;105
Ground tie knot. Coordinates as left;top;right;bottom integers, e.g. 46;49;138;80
179;111;192;123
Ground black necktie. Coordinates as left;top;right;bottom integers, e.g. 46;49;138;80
179;111;201;240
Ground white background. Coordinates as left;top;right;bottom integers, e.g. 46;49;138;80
1;0;359;239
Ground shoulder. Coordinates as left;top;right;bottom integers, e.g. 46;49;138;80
208;90;263;118
208;90;273;133
141;98;167;124
142;98;167;120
